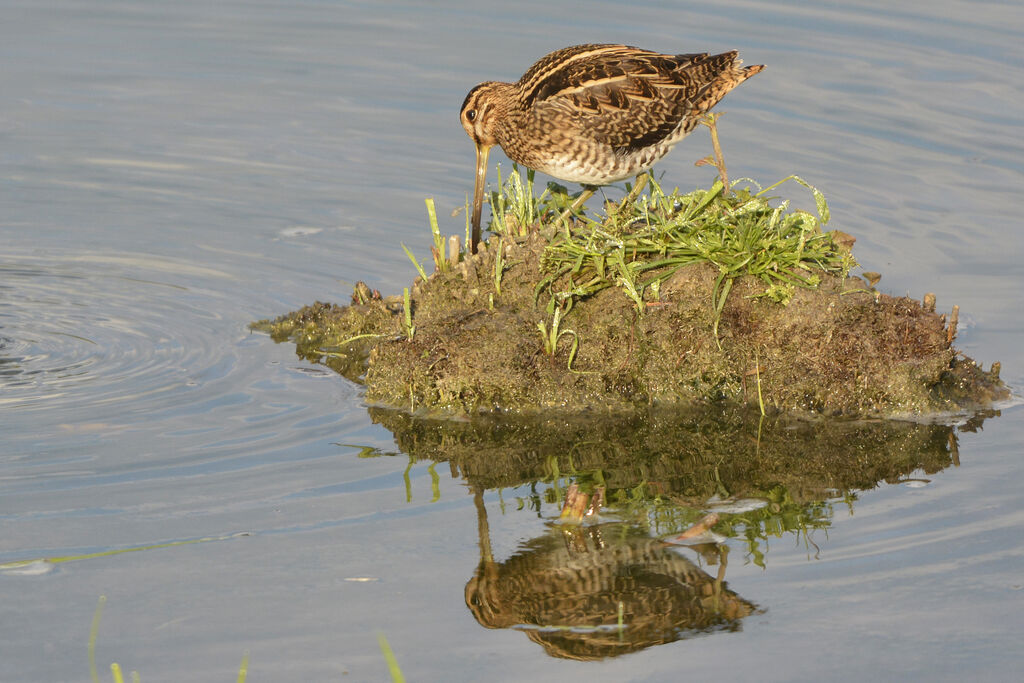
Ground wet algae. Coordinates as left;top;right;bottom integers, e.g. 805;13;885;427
253;176;1007;419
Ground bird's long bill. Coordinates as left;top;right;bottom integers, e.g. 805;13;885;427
470;143;490;254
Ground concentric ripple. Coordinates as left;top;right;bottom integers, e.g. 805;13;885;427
1;254;231;414
0;249;367;472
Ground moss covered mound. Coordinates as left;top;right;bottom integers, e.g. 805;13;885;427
255;228;1006;419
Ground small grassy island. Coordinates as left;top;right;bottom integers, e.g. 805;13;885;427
254;166;1007;420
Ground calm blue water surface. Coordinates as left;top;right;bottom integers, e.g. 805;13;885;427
2;1;1023;680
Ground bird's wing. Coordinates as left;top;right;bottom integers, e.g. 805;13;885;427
522;45;735;152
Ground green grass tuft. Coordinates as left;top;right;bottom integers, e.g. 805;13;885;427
530;173;855;342
419;155;856;359
539;174;849;300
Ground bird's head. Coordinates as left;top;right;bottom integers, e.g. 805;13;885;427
459;81;515;252
459;81;510;148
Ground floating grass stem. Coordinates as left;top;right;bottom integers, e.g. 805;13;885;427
377;633;406;683
89;595;106;683
88;595;250;682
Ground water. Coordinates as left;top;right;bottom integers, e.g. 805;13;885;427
2;0;1023;680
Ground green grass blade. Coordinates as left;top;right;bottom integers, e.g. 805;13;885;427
424;197;446;267
425;197;441;241
89;595;106;683
401;243;428;282
237;651;250;683
377;633;406;683
402;287;415;341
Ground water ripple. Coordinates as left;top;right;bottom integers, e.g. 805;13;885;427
0;255;230;414
0;249;371;497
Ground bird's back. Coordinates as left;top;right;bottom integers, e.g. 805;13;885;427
498;44;763;184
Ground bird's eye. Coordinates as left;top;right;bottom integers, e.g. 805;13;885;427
466;109;477;122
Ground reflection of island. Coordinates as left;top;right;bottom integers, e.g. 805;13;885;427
360;403;999;656
368;404;990;509
465;489;758;660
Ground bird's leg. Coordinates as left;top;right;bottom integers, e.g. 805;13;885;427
557;185;597;228
615;173;650;213
699;113;729;194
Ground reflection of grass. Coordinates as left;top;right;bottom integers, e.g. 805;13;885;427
340;445;439;504
499;442;841;560
88;596;249;683
713;485;849;566
512;473;842;568
348;408;960;570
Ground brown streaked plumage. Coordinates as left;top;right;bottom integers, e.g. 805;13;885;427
460;44;764;252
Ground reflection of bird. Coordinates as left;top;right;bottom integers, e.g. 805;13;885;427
465;523;757;660
465;489;757;660
460;44;764;251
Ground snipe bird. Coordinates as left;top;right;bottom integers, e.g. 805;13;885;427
460;44;764;252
